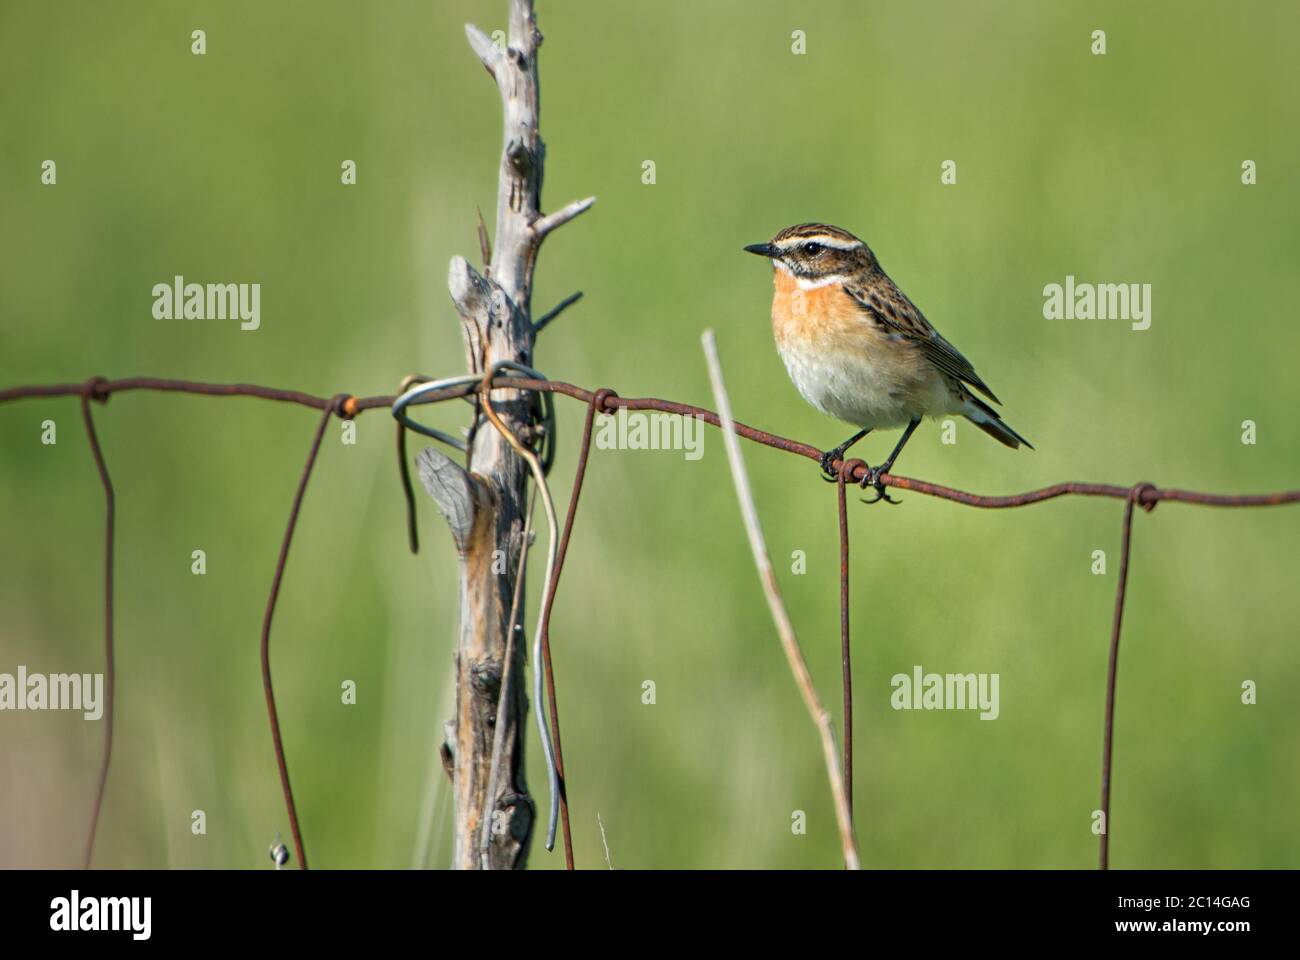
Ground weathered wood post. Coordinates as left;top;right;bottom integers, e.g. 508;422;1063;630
416;0;593;869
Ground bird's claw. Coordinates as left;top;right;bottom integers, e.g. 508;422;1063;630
859;466;901;505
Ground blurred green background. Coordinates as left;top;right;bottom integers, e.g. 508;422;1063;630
1;0;1297;869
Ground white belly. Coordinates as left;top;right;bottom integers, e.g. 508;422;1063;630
776;336;955;429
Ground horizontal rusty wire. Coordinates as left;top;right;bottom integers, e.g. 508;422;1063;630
7;374;1299;508
0;377;355;414
376;377;1300;509
2;373;1298;871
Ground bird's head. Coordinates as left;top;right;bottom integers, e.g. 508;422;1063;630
744;223;877;285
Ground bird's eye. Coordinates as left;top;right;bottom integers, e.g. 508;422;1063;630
803;243;823;255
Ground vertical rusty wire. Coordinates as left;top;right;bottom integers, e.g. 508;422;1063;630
837;461;856;820
537;388;615;869
1099;482;1156;870
260;396;346;870
79;378;114;868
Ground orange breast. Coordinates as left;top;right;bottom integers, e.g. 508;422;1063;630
771;270;870;351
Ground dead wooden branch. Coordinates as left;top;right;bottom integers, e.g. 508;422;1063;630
421;0;593;869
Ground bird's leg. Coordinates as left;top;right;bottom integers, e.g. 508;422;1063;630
820;427;872;482
861;418;920;505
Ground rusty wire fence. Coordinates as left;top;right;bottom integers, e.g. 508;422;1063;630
2;372;1297;871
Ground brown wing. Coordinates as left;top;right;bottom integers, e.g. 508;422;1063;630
842;277;1001;405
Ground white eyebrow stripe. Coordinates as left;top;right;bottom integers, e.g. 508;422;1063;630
774;235;863;251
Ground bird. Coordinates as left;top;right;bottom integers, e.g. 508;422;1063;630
745;222;1031;503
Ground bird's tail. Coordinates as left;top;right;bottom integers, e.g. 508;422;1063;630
960;393;1033;450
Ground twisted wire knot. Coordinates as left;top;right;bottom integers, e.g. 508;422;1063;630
81;376;110;404
335;394;359;419
1131;481;1160;513
840;458;869;485
591;387;619;414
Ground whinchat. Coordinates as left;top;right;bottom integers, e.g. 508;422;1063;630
746;223;1031;502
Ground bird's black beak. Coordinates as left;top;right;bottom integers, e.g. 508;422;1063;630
744;242;778;258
